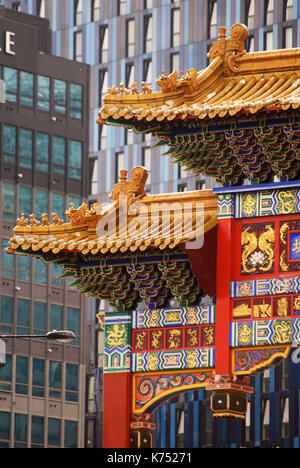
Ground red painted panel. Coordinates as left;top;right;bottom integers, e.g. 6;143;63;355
103;372;132;448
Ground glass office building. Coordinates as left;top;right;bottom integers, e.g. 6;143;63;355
0;7;90;447
1;0;300;448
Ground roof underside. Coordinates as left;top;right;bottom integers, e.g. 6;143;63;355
98;25;300;185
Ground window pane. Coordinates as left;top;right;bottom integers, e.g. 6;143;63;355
19;186;32;216
70;83;83;119
52;193;65;221
50;304;63;331
20;71;34;108
3;125;17;164
2;239;14;277
19;128;33;169
32;359;45;397
66;363;79;401
17;255;31;282
37;75;50;111
69;140;82;179
31;416;44;445
51;263;63;287
67;308;79;345
34;258;48;285
16;356;28;395
35;190;49;216
2;183;15;220
36;133;50;172
33;302;47;334
49;361;62;398
17;299;30;332
52;136;66;174
64;421;77;448
0;297;13;325
0;412;10;441
48;418;61;447
54;79;66;114
4;67;18;103
14;414;27;445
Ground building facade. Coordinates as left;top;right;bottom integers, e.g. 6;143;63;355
0;8;90;447
1;0;300;449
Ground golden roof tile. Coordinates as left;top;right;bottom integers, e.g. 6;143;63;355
7;167;218;259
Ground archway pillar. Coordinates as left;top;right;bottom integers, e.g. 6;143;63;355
103;313;132;448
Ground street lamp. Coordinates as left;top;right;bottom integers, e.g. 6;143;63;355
0;330;76;343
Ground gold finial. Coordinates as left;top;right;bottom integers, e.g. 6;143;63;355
109;166;149;204
207;23;248;74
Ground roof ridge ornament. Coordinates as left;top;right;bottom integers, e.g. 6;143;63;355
109;166;149;205
207;23;248;74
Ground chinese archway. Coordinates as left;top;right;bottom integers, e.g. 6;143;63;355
7;23;300;448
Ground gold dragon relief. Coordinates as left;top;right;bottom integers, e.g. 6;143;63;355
241;224;275;275
272;320;293;344
105;324;128;348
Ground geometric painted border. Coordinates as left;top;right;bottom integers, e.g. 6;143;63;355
231;276;300;298
131;347;215;372
234;188;300;219
132;305;216;329
230;317;300;347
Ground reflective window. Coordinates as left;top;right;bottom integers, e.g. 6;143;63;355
66;363;79;402
208;0;217;39
0;412;10;446
48;418;61;447
16;356;29;395
4;67;18;103
36;132;50;172
115;151;124;183
0;296;13;334
35;190;49;216
2;183;15;220
64;420;78;448
31;416;44;447
32;358;45;398
34;258;48;285
74;30;83;62
171;7;180;47
92;0;101;22
67;307;79;345
49;361;62;398
126;19;135;57
19;186;32;216
54;79;67;115
118;0;126;16
20;71;34;108
52;193;65;220
3;124;17;164
91;158;98;195
142;148;151;184
70;83;83;119
50;304;63;331
14;414;27;448
264;30;273;50
52;136;66;174
284;0;293;21
51;263;63;287
1;239;14;277
284;26;293;48
33;302;47;337
17;299;30;335
37;75;50;112
99;25;109;63
69;195;81;208
17;255;31;282
19;128;33;169
126;63;134;88
171;52;180;72
74;0;83;26
143;59;152;87
264;0;274;26
69;140;83;180
99;68;108;105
